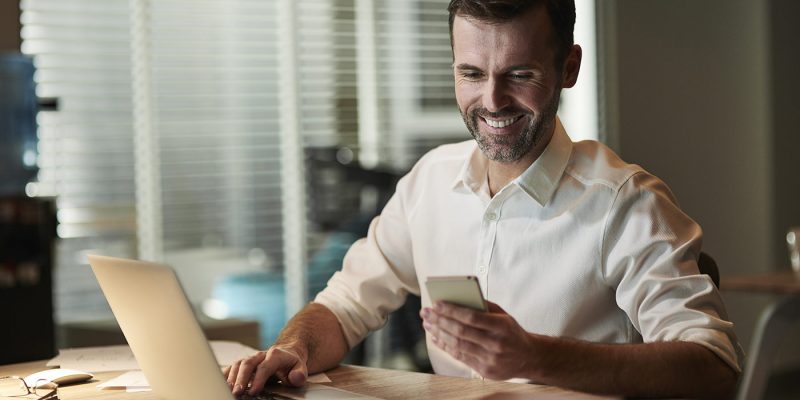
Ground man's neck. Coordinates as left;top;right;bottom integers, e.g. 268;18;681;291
487;124;556;197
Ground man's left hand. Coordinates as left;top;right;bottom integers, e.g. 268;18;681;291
420;301;536;380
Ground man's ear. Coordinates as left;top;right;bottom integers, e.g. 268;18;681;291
561;44;582;88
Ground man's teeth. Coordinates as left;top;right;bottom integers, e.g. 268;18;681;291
484;116;520;128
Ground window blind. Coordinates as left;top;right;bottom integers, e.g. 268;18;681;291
21;0;598;329
357;0;465;171
21;0;136;322
21;0;292;321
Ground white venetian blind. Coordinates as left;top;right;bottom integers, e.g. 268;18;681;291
20;0;597;327
140;1;288;297
21;0;293;321
295;0;361;261
357;0;464;171
20;0;137;322
296;0;464;275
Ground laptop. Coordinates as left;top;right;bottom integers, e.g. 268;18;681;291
88;254;379;400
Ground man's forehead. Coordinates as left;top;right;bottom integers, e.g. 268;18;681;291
452;8;552;45
451;10;554;68
451;3;548;33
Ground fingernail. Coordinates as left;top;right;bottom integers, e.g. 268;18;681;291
233;384;243;394
421;308;430;318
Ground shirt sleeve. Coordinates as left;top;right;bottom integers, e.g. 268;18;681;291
313;179;420;349
602;172;743;373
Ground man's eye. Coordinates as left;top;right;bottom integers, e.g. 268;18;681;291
510;73;533;80
461;71;483;79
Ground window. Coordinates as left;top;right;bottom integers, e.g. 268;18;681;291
21;0;598;348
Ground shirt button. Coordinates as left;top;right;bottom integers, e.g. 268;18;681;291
486;212;497;221
478;265;487;275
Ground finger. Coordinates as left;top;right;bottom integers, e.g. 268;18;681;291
427;318;487;355
248;353;283;395
434;313;488;345
419;307;432;320
226;361;240;387
234;352;266;395
286;360;308;387
430;331;484;367
434;302;497;330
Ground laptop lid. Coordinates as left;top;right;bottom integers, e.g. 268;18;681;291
88;254;235;400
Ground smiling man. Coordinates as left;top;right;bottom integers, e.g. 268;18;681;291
226;1;741;398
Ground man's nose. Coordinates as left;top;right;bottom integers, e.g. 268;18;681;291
482;77;511;112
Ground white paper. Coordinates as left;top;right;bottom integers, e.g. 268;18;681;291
46;345;138;372
307;373;332;384
47;341;260;373
98;370;330;391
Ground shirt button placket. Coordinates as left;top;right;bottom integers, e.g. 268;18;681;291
479;204;499;293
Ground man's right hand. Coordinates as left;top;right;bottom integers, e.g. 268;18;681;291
224;345;309;396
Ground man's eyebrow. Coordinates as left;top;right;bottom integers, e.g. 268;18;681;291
454;63;481;70
453;63;544;73
502;64;544;73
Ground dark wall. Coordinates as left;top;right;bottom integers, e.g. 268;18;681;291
611;0;772;276
769;0;800;265
607;0;800;371
0;1;21;52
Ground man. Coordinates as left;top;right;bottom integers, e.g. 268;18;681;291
226;1;741;398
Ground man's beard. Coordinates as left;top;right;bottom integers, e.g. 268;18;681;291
461;95;559;163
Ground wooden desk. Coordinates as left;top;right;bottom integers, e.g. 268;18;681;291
722;270;800;400
0;360;614;400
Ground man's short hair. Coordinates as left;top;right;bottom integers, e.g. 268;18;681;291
447;0;576;67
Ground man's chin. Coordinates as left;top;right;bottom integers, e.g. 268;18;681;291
477;143;524;163
476;130;521;147
472;128;535;162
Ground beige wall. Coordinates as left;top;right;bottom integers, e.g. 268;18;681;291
603;0;800;370
0;1;21;52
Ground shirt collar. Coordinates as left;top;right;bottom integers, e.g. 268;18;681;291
515;117;573;206
451;143;490;194
451;117;573;206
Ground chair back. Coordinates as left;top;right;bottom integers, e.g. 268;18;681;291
698;252;720;288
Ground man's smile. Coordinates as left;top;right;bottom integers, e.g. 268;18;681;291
482;115;522;128
479;114;525;134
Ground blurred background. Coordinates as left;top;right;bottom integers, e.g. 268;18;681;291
1;0;798;397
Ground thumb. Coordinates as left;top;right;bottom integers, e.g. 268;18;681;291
486;300;509;315
286;360;308;387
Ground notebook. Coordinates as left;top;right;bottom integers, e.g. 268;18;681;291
88;254;379;400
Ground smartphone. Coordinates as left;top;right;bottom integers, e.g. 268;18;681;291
425;275;487;311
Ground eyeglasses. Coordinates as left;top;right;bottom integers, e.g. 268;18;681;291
0;376;58;399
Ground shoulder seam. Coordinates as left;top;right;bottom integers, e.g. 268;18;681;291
599;170;647;286
563;163;642;192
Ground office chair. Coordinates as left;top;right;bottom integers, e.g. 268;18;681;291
698;252;720;288
695;251;799;400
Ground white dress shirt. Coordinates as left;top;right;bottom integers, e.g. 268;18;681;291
315;119;741;379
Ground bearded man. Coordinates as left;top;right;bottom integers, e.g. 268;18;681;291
227;1;741;398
